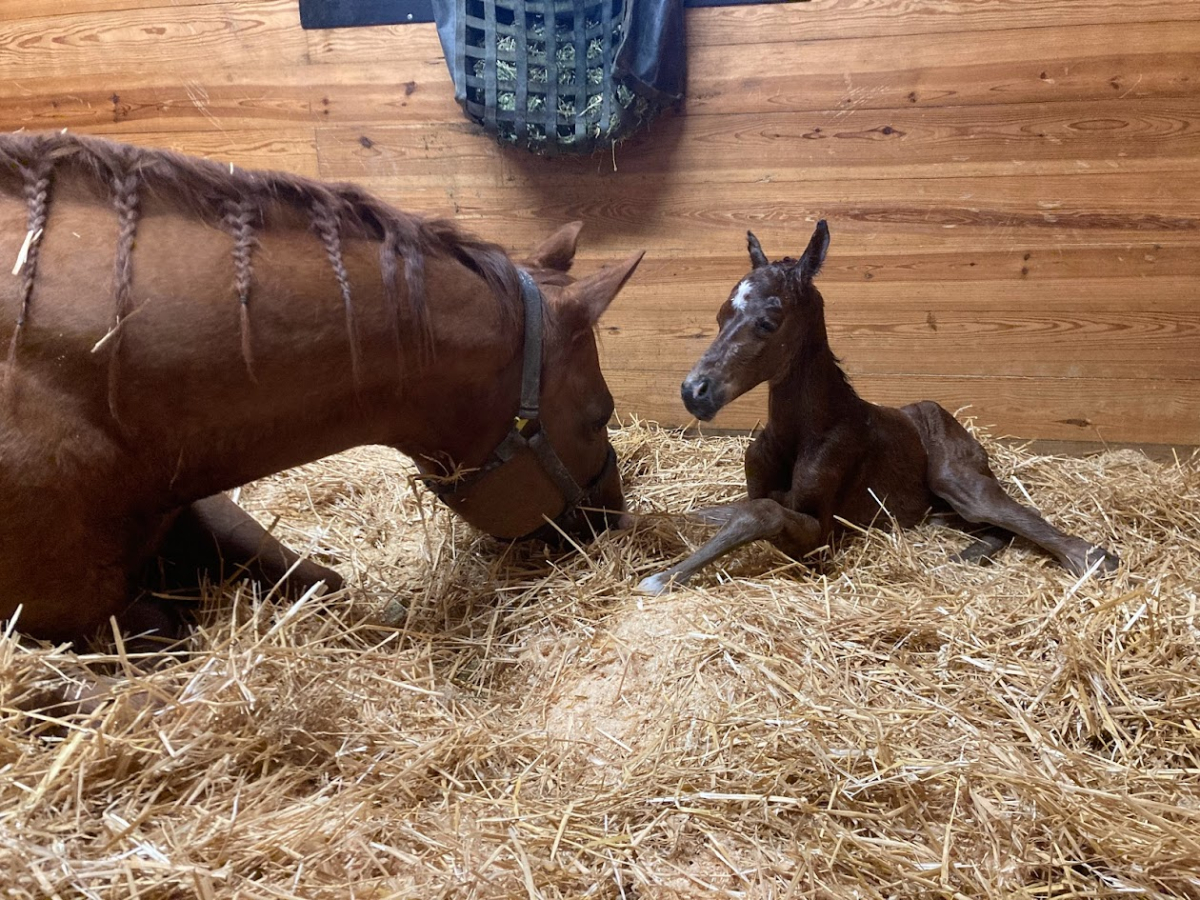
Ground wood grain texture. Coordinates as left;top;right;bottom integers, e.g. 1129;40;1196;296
682;0;1200;46
0;0;1196;444
603;370;1200;446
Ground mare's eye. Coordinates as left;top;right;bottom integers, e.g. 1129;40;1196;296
755;317;778;334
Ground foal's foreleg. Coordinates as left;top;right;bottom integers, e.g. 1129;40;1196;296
951;526;1013;566
636;498;822;594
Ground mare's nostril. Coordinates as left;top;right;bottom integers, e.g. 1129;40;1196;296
694;377;710;398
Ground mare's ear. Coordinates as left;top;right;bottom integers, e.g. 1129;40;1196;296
747;231;769;268
795;220;830;283
524;221;584;272
560;251;645;331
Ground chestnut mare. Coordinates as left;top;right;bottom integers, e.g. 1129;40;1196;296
638;221;1118;594
1;133;642;642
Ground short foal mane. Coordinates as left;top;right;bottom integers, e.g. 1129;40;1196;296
1;132;521;399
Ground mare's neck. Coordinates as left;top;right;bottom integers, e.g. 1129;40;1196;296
154;248;523;506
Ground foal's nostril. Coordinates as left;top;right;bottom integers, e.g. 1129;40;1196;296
682;375;719;421
684;376;712;402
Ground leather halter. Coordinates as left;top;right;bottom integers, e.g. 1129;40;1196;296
423;269;617;538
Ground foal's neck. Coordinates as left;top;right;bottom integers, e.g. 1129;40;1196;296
766;324;863;442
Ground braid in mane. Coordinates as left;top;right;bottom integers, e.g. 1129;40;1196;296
403;232;434;364
309;194;362;392
221;195;259;379
106;166;141;421
5;154;54;375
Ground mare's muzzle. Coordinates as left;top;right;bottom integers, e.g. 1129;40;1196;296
431;437;617;540
422;270;621;541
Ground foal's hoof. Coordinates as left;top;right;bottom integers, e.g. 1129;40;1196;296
1089;546;1121;576
1068;545;1121;578
636;573;676;596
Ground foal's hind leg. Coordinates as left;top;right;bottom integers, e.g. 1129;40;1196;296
952;527;1012;565
636;499;823;594
908;401;1119;576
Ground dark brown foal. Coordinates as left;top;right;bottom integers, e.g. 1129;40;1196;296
637;221;1119;594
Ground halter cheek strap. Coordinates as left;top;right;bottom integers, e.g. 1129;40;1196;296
423;269;601;531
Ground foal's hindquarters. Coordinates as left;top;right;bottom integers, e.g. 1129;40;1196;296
903;399;1120;577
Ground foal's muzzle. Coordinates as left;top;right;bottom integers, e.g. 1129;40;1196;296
681;374;724;421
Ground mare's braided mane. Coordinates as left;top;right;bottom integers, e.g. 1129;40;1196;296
0;132;520;408
4;153;52;376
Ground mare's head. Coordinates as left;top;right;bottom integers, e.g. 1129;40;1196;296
437;222;642;542
681;221;830;421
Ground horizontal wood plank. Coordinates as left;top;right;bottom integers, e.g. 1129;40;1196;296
316;98;1200;189
0;1;306;82
600;278;1200;382
100;128;320;176
683;0;1200;47
0;80;316;135
604;370;1200;446
686;20;1200;115
333;173;1200;258
585;244;1200;286
0;1;215;16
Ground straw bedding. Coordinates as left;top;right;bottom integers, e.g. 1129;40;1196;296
2;421;1199;899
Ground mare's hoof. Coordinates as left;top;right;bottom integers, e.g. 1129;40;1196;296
284;559;344;596
636;573;676;596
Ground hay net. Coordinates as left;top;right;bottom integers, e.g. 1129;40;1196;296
432;0;685;155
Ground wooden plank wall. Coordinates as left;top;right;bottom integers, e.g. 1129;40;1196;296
2;0;1198;446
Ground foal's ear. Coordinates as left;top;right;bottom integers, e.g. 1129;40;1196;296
795;220;830;283
747;231;769;268
525;220;584;272
560;251;645;331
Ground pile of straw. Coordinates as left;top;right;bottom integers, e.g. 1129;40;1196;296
3;421;1199;899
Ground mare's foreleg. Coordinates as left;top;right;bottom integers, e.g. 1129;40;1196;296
636;498;822;594
909;401;1119;576
157;494;344;597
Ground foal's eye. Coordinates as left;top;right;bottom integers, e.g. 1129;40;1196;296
755;317;778;334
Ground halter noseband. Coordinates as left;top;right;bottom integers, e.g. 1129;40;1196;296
423;269;617;538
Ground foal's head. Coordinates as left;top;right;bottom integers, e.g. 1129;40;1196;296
681;221;830;421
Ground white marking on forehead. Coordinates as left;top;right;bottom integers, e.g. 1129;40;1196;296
731;279;754;312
